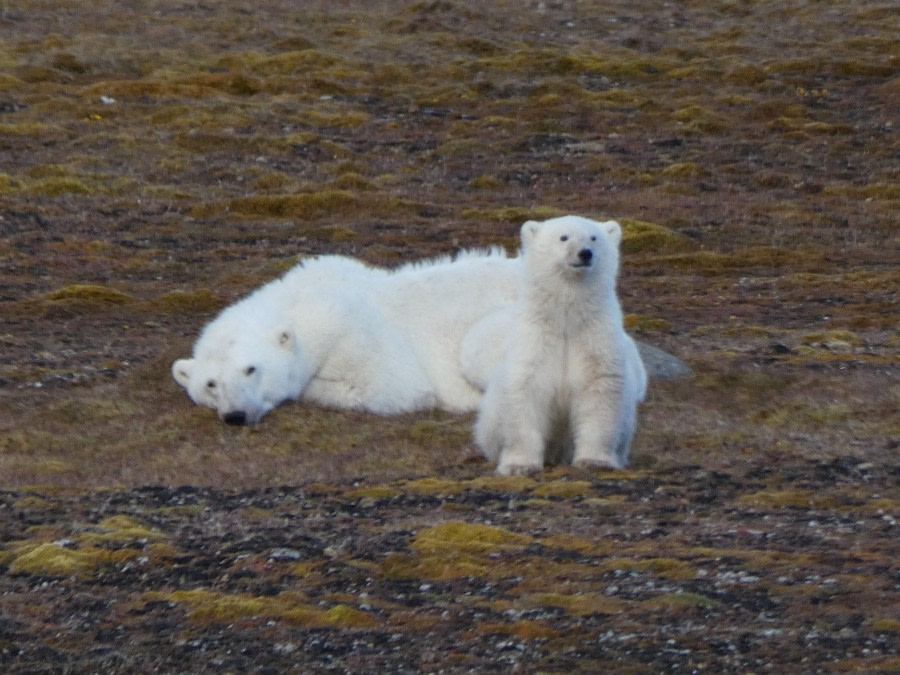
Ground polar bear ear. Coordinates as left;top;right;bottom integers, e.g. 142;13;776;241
603;220;623;247
172;359;194;388
520;220;540;247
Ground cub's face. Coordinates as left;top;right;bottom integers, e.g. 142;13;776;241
521;215;622;280
172;327;305;425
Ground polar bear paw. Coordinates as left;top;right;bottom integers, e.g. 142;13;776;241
572;456;623;471
496;462;543;476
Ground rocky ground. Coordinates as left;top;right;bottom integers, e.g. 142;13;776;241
2;458;897;672
0;0;897;671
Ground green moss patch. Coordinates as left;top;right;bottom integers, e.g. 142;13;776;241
466;475;539;493
6;543;102;577
381;521;533;581
26;177;93;196
346;484;403;500
413;521;532;555
801;329;863;348
532;480;594;499
620;219;695;255
401;477;468;496
868;618;900;634
44;284;135;305
144;289;224;314
625;313;674;332
3;513;171;578
159;588;379;628
671;104;728;133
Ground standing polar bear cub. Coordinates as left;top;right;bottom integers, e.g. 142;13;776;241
474;215;647;475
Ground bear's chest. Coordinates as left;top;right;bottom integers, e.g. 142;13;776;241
533;329;619;391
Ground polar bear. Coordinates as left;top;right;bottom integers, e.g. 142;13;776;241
172;250;519;423
172;223;685;425
473;215;647;475
172;256;435;423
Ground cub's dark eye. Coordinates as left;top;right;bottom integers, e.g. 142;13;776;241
560;235;568;242
206;380;216;389
245;366;256;376
591;235;597;241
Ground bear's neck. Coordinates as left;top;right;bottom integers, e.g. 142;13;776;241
521;272;621;328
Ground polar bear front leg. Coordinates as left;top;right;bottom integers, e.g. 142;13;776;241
494;392;548;476
496;432;546;475
570;378;625;470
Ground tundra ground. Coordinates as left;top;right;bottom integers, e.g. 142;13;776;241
0;1;897;671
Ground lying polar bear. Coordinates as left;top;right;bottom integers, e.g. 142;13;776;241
172;249;519;424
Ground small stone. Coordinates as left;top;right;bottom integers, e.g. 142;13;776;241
268;548;302;561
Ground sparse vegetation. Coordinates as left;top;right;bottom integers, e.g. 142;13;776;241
0;0;896;671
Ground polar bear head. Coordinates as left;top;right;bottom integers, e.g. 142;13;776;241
171;315;310;425
520;215;622;286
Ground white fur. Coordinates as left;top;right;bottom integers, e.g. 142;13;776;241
474;215;647;475
460;305;516;392
172;250;519;423
374;249;518;412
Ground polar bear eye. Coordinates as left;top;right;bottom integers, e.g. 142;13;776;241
591;235;597;241
245;366;256;376
560;235;568;242
206;379;216;389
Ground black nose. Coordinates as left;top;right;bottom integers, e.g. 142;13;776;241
223;411;247;426
578;248;593;264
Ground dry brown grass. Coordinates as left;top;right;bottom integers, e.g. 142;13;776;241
0;0;896;492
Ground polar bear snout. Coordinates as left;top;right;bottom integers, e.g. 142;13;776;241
223;411;247;426
568;246;593;268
